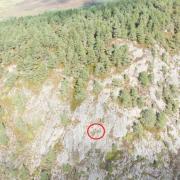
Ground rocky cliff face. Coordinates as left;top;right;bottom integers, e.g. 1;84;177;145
0;40;179;179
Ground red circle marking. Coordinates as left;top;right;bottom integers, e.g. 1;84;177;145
87;123;106;140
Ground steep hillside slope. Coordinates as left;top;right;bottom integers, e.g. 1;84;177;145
0;0;180;179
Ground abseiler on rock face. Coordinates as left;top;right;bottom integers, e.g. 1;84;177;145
0;0;179;179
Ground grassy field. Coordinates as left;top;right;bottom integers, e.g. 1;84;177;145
0;0;24;13
0;0;101;19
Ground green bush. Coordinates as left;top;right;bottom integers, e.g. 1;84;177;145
137;97;144;108
130;87;138;106
165;98;179;114
40;170;50;180
133;123;144;138
118;88;144;108
169;85;178;96
140;108;156;129
138;71;150;86
105;145;121;161
62;163;72;174
118;89;131;108
72;78;87;109
163;85;179;114
156;112;167;129
94;62;107;77
130;88;138;97
112;45;130;68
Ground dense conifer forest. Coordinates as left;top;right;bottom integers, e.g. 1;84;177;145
0;0;179;104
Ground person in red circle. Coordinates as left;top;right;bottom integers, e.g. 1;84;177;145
87;123;106;140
